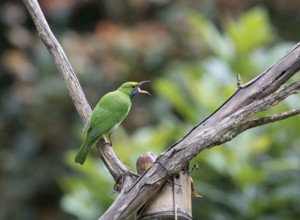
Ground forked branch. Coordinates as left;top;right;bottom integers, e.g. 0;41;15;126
22;0;300;219
22;0;132;185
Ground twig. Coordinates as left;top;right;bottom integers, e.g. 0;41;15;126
213;81;300;145
236;74;243;89
239;108;300;132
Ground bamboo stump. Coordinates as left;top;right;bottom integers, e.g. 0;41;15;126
136;153;192;220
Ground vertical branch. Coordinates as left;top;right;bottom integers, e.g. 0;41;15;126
23;0;90;121
22;0;130;182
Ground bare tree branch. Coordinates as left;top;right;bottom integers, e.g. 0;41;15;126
246;108;300;127
22;0;300;219
22;0;133;184
99;75;300;220
213;81;300;145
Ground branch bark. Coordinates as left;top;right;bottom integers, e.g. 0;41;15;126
22;0;133;185
22;0;300;219
99;79;300;220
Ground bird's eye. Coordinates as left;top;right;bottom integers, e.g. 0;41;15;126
132;86;136;88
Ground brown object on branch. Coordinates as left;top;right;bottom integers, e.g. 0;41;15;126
22;0;300;219
136;152;157;175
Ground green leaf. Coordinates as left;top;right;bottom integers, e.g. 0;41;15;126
188;12;234;59
153;78;197;122
225;7;273;54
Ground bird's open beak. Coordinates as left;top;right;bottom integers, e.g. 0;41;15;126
130;80;151;98
137;80;151;96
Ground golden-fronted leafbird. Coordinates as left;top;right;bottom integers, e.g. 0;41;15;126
75;81;150;165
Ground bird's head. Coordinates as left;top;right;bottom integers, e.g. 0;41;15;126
119;81;151;98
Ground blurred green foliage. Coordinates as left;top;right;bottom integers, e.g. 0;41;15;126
0;0;300;220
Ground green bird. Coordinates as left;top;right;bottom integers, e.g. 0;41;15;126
75;81;150;165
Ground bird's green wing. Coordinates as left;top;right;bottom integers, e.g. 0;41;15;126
88;109;116;140
75;87;135;164
81;114;92;135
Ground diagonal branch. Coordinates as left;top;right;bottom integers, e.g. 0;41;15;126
22;0;132;184
99;74;300;220
22;0;300;219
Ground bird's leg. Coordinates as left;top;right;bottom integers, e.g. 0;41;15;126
104;134;112;146
108;133;112;145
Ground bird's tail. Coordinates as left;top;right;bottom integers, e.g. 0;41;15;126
75;138;96;165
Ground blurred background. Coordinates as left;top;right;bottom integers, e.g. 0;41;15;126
1;0;300;219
